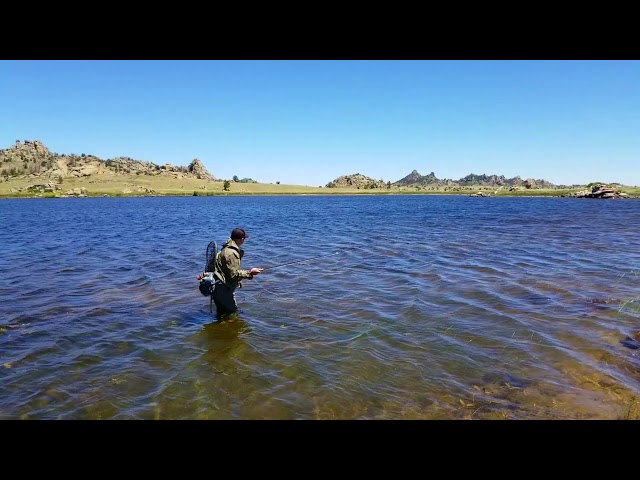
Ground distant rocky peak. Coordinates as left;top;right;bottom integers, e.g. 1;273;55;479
188;158;216;180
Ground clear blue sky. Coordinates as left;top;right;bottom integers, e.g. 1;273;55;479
1;60;639;186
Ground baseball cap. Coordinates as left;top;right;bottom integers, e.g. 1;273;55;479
231;227;249;240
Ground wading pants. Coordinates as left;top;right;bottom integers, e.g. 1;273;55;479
212;282;238;315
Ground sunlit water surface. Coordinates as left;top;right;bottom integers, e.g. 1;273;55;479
1;195;639;419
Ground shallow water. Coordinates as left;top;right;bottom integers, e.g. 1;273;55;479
1;195;639;419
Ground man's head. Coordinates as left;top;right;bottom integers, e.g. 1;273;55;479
231;227;249;242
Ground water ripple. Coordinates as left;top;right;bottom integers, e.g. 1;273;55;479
1;195;639;419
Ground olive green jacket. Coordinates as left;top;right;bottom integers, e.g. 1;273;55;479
214;238;254;290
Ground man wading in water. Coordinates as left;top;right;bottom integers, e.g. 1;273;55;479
212;228;263;317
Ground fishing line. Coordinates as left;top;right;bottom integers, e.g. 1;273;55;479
260;251;339;271
239;252;340;304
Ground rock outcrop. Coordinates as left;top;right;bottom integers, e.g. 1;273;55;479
188;158;215;180
564;185;629;199
0;140;217;181
325;173;387;189
395;169;424;185
327;169;557;190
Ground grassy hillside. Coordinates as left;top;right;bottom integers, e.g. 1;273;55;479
1;174;639;198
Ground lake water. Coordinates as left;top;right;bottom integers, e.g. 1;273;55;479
1;194;639;419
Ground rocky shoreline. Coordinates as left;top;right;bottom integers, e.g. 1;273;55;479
467;184;633;199
561;185;630;199
1;140;637;199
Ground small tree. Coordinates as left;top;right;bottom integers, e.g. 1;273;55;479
223;180;231;191
276;181;280;185
387;181;391;189
233;175;239;182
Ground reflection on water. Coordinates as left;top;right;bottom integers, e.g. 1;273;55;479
197;316;253;366
1;195;639;419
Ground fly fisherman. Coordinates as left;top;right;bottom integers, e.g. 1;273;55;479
212;227;263;317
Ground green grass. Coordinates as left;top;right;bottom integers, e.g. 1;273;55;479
495;188;575;197
619;186;640;196
1;174;638;198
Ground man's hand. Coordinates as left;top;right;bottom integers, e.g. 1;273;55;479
250;268;264;276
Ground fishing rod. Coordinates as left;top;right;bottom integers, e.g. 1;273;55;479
261;252;339;271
